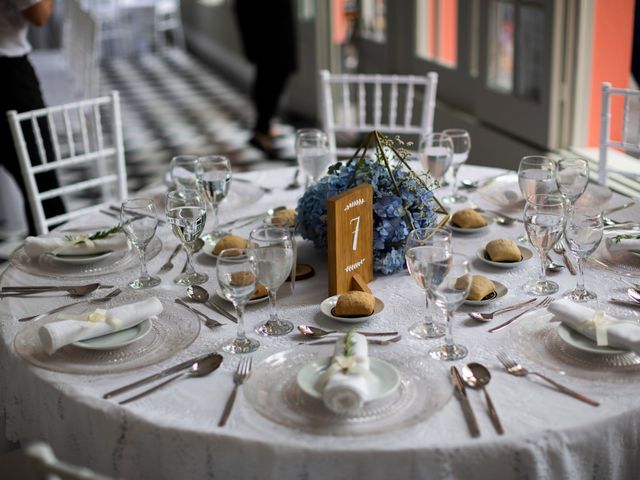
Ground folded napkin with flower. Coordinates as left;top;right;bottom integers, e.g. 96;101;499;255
549;299;640;354
24;233;128;259
38;297;163;354
315;331;376;414
606;234;640;255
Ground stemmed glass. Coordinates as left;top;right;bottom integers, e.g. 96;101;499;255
429;253;471;361
170;155;201;191
295;129;331;187
165;189;208;286
404;227;452;339
523;193;566;295
563;207;603;302
420;132;453;187
442;129;471;204
249;226;295;336
517;155;557;243
217;248;260;354
556;157;589;205
120;198;161;289
198;155;232;241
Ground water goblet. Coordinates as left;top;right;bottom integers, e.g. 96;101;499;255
556;157;589;205
249;225;295;336
217;248;260;354
170;155;201;191
404;227;452;339
264;214;298;294
198;155;232;241
295;129;331;187
120;198;161;289
428;253;470;361
523;193;566;295
517;155;557;243
441;129;471;204
563;207;603;302
420;132;453;187
165;189;208;286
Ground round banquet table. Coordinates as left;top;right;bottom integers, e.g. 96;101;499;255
1;165;640;480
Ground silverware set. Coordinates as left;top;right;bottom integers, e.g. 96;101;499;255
175;299;224;329
488;297;553;333
18;288;122;322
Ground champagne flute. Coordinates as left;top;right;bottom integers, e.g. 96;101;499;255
420;132;453;187
120;198;161;289
249;226;295;336
429;253;471;361
165;189;208;286
556;157;589;205
295;129;331;186
170;155;201;191
523;193;566;295
404;227;452;339
442;129;471;204
517;155;557;243
198;155;232;241
217;248;260;354
563;207;603;302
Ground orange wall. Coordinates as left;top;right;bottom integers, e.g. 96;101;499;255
588;0;635;146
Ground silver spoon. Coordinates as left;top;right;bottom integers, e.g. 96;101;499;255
468;298;537;322
0;283;101;298
461;179;479;190
18;288;122;322
285;169;301;190
461;363;504;435
545;254;565;273
186;285;238;323
297;325;398;338
119;353;224;405
628;288;640;304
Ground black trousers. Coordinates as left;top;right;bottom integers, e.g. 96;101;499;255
252;63;291;135
0;55;66;236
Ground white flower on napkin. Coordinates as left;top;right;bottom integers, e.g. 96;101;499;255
24;234;128;259
606;234;640;255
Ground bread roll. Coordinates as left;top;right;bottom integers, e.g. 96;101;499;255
272;208;297;228
451;209;487;229
485;239;521;262
456;275;496;301
213;235;248;255
334;291;376;317
250;283;268;300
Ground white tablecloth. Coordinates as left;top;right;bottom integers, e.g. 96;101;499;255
2;165;640;479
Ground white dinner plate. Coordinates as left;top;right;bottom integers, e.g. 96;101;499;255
320;295;385;324
449;215;495;234
297;356;401;402
476;174;524;210
463;280;508;306
46;251;114;265
72;318;153;350
476;245;533;268
556;323;628;355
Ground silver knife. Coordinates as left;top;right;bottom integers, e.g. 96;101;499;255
603;201;635;216
102;352;219;399
609;298;640;308
205;300;238;324
451;366;480;438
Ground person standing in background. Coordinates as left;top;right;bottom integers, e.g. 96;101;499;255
234;0;297;159
0;0;66;236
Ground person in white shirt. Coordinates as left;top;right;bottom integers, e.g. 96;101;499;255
0;0;65;236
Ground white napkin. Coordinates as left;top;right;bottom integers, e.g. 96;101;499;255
315;333;375;414
548;299;640;354
606;236;640;255
24;234;128;259
38;297;163;355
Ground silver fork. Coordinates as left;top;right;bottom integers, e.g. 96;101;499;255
496;352;600;406
488;297;552;333
18;288;122;322
174;299;223;329
468;298;537;321
157;244;182;274
218;357;252;427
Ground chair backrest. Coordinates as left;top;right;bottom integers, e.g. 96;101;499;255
65;0;101;98
599;82;640;185
319;70;438;158
7;91;127;235
24;442;114;480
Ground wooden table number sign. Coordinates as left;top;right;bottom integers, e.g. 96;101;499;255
327;183;374;295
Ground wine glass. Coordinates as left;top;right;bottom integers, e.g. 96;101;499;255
165;189;208;286
295;129;331;186
420;132;453;187
120;198;161;289
556;157;589;205
217;248;260;354
517;155;557;243
523;193;566;295
198;155;232;241
441;129;471;204
170;155;201;191
563;207;603;302
429;253;470;361
404;227;452;339
264;214;298;294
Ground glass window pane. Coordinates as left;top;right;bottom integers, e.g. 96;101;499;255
516;5;544;100
487;1;514;93
415;0;458;68
360;0;386;43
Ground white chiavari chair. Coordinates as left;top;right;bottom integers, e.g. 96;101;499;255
24;442;115;480
6;92;127;235
153;0;186;51
319;70;439;159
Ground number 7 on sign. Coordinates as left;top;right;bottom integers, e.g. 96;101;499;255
350;216;360;251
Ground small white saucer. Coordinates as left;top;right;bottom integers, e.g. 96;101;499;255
320;295;384;324
297;356;400;402
72;318;152;350
476;245;533;268
449;216;495;234
47;251;113;265
464;280;508;306
556;324;628;355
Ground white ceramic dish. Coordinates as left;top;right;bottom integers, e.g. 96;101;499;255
72;318;152;350
476;245;533;268
46;251;114;265
296;356;401;402
463;280;508;306
556;323;627;355
320;295;385;324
